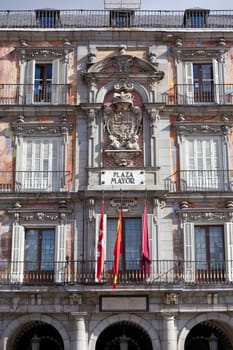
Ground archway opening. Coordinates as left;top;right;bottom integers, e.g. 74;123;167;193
12;320;64;350
185;321;233;350
95;320;152;350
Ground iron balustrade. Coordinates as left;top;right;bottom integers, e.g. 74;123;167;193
1;84;233;106
163;84;233;105
0;84;71;105
164;170;233;192
0;171;71;192
0;259;231;285
0;9;233;28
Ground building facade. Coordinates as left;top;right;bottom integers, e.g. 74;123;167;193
0;4;233;350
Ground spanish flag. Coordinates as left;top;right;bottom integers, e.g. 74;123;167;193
112;208;122;289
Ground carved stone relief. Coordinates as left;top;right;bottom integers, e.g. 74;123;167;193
104;89;142;166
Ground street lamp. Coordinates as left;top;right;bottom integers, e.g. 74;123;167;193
31;334;41;350
119;334;129;350
209;333;218;350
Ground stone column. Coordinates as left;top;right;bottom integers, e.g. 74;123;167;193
71;312;88;350
163;314;177;350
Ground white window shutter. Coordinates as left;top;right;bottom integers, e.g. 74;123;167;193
55;224;66;283
11;224;25;283
183;222;195;282
212;58;220;103
52;59;60;104
224;222;233;282
184;62;194;104
25;60;35;104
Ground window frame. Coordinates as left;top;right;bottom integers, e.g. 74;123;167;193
16;136;64;192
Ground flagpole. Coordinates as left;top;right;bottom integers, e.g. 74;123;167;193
97;192;105;282
142;190;151;278
112;190;123;289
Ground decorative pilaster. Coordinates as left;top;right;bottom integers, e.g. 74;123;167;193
144;106;162;167
71;313;88;350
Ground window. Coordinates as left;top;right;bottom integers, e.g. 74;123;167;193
35;9;60;27
195;226;224;272
34;63;52;102
106;217;142;270
110;11;131;27
24;229;55;282
184;62;215;103
193;63;213;102
184;222;233;283
184;9;209;28
24;58;67;104
16;137;64;191
181;136;224;191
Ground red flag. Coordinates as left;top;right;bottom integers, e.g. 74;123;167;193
112;208;122;289
142;202;151;276
97;200;105;281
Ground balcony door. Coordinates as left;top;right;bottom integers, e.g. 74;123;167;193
34;63;52;102
193;63;214;102
17;137;63;191
182;60;219;104
24;228;55;282
195;226;225;281
106;218;142;278
183;136;223;191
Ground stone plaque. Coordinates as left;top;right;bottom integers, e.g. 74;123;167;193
101;170;145;186
100;296;148;311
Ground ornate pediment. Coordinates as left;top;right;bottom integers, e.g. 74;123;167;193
82;54;164;85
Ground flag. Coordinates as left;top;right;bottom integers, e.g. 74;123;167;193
142;202;151;276
97;200;105;281
112;208;122;289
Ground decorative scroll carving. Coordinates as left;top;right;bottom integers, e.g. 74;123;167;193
12;115;73;138
104;90;142;166
16;45;73;63
110;198;137;211
174;120;233;143
177;207;233;223
172;46;228;63
8;206;70;225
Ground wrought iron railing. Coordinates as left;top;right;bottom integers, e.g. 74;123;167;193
0;9;233;28
1;259;231;285
0;171;71;192
164;170;233;193
163;84;233;105
0;84;71;105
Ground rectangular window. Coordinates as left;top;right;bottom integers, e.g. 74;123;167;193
110;11;131;27
182;136;223;191
106;217;141;271
34;64;52;102
180;60;219;104
24;228;55;282
24;58;67;104
17;137;63;191
193;63;213;102
195;226;225;280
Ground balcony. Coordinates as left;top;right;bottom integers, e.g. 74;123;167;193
1;259;231;286
0;84;71;105
0;9;233;29
0;171;71;192
165;170;233;193
163;84;233;105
